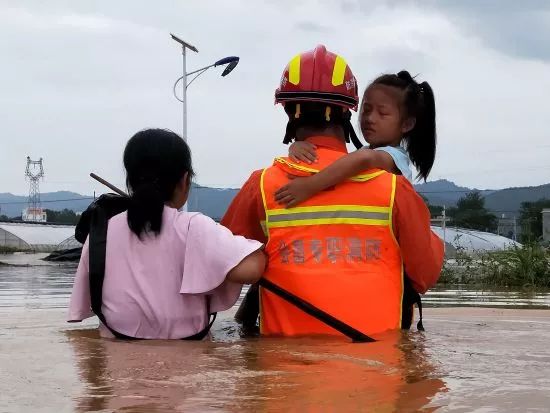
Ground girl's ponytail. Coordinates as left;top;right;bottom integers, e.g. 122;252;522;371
368;72;437;181
127;179;165;238
123;128;194;239
407;80;436;181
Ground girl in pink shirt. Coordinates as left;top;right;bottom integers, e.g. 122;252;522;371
68;129;265;339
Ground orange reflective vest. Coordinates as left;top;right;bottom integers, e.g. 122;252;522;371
259;147;404;337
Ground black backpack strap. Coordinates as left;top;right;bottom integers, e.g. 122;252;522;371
76;193;130;244
416;296;424;331
183;312;217;340
259;278;375;343
88;205;217;341
401;275;425;331
89;205;136;340
183;295;217;340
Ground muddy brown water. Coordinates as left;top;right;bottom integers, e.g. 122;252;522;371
1;256;549;412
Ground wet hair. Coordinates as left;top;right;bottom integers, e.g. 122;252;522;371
366;70;436;181
283;102;363;149
123;128;194;238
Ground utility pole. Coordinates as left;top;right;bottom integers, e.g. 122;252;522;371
442;205;447;253
170;34;239;212
24;157;45;222
170;34;198;142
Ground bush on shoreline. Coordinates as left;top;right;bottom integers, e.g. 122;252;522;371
438;244;550;289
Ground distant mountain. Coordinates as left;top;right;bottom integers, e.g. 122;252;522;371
414;179;494;207
187;183;238;221
1;180;549;220
0;185;238;221
483;184;550;217
415;180;550;217
0;191;93;218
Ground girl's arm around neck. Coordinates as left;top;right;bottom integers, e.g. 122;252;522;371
309;148;399;191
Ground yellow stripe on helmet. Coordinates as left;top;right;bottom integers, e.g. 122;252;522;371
288;54;301;85
332;55;347;86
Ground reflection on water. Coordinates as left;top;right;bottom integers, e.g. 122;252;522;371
66;329;445;412
1;260;550;412
0;263;76;309
1;260;549;311
425;286;550;309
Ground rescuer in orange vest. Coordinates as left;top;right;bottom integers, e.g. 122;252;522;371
221;45;444;338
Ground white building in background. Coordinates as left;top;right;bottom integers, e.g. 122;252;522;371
0;222;75;252
22;207;47;223
496;214;521;241
431;226;522;256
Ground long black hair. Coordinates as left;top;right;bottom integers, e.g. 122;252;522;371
123;128;194;238
367;71;437;181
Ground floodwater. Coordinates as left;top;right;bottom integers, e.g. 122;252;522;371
1;254;550;412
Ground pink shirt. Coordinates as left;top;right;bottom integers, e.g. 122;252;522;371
68;207;262;339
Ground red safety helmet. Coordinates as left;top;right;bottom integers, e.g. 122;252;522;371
275;45;359;111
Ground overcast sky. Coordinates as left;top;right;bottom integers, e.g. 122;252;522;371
1;0;549;196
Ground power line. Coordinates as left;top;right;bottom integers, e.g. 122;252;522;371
0;186;547;207
0;197;94;206
417;189;489;194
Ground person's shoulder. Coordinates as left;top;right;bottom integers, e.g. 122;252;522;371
239;169;265;190
108;209;128;220
106;210;128;227
374;144;408;155
394;175;423;201
173;211;220;239
395;174;414;190
374;146;412;181
395;174;412;185
374;145;409;161
188;212;215;225
174;211;212;226
247;169;264;181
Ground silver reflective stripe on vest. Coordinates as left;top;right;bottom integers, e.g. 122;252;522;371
268;210;390;223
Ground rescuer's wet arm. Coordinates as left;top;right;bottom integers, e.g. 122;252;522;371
392;177;444;294
221;170;267;244
220;170;267;326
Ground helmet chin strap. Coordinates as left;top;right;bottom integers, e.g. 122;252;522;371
342;109;364;150
348;120;364;150
282;104;366;148
283;121;295;144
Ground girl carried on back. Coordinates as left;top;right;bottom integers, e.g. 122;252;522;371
275;71;436;207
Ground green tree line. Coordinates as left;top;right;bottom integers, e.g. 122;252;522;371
424;191;549;242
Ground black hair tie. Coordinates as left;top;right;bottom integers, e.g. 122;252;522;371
397;70;414;84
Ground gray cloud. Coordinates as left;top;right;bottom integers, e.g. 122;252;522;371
344;0;550;61
295;21;331;33
0;0;549;197
427;0;550;61
374;0;550;62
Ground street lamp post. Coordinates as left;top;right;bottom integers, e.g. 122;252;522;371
170;33;240;210
170;33;240;142
170;34;198;141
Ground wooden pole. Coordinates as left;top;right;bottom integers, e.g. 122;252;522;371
89;173;127;197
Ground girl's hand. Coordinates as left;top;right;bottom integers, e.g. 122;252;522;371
289;141;318;164
275;176;318;208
